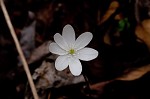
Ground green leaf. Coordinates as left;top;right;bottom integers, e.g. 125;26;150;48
118;18;130;32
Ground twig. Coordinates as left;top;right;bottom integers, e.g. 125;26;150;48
0;0;39;99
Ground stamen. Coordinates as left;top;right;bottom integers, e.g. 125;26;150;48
69;49;75;55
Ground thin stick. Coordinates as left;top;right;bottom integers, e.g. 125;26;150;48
0;0;39;99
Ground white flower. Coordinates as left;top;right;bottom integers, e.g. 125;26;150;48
49;24;98;76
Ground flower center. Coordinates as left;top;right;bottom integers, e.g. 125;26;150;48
69;49;75;55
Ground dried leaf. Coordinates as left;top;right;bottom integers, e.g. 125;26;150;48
33;60;85;89
28;41;52;64
18;21;36;66
82;80;114;98
90;80;113;91
36;3;54;25
116;64;150;81
89;64;150;95
103;29;122;46
103;30;111;45
100;1;119;24
135;19;150;49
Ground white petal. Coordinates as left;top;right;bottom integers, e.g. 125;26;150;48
54;33;69;51
68;57;82;76
74;32;93;50
49;42;68;55
55;55;69;71
76;47;98;61
62;24;75;48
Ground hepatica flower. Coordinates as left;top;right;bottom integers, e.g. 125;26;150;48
49;24;98;76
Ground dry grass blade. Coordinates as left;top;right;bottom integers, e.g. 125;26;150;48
0;0;39;99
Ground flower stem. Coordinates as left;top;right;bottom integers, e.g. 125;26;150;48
83;73;92;97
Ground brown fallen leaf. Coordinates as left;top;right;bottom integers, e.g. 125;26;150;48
90;80;113;91
103;30;122;46
32;60;85;89
116;64;150;81
99;1;119;25
36;3;55;25
103;29;111;45
88;64;150;97
84;80;114;98
135;19;150;49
